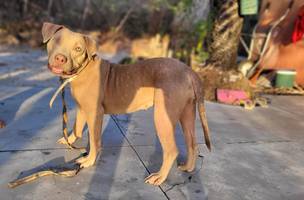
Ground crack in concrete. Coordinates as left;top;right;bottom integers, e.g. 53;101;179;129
226;140;292;145
1;114;205;199
110;115;171;200
0;143;204;153
164;155;204;193
0;147;70;153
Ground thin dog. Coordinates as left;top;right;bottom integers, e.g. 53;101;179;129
42;22;211;186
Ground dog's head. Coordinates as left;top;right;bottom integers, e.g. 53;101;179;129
42;22;97;76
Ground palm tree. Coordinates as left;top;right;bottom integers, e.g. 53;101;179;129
206;0;244;69
197;0;253;100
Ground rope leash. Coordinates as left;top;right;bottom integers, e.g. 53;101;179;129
8;162;81;188
49;76;76;108
8;58;96;188
59;78;77;150
49;58;93;150
57;78;87;150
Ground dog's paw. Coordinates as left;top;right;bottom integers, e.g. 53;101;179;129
57;134;77;145
76;156;95;168
178;163;195;172
144;173;166;186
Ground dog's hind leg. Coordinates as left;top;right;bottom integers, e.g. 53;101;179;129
178;100;197;172
145;89;181;186
57;108;86;145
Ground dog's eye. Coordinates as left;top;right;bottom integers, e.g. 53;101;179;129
75;47;82;52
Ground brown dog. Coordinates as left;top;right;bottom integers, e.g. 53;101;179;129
42;22;211;186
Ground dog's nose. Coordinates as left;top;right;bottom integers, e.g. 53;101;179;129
54;54;67;65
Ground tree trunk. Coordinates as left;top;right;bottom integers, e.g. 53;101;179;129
81;0;91;29
47;0;54;17
196;0;254;101
206;0;243;69
22;0;29;17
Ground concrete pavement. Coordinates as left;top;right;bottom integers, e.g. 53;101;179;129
1;47;304;199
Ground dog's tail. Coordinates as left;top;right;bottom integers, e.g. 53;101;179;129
190;71;211;151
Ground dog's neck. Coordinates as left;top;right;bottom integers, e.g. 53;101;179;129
49;57;100;108
69;57;106;95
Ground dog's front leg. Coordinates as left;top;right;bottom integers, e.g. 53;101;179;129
57;108;86;145
76;107;104;168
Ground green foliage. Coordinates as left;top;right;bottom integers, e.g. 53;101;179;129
150;0;193;13
194;20;209;62
172;18;210;64
0;0;211;64
171;0;193;13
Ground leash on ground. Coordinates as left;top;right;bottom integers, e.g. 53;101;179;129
7;86;87;188
8;82;84;189
8;160;83;188
8;60;94;188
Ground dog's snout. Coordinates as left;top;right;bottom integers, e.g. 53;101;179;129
54;54;67;65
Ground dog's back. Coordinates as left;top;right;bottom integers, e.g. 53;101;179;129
103;58;195;114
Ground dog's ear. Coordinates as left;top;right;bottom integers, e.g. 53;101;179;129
41;22;64;43
83;36;97;59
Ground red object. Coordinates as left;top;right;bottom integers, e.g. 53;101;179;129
292;7;304;43
216;89;250;105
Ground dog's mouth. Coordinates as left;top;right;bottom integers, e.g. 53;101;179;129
48;64;63;74
48;64;74;76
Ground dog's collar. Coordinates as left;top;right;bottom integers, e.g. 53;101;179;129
49;57;94;108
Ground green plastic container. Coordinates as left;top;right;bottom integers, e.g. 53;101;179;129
240;0;259;15
275;70;297;88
